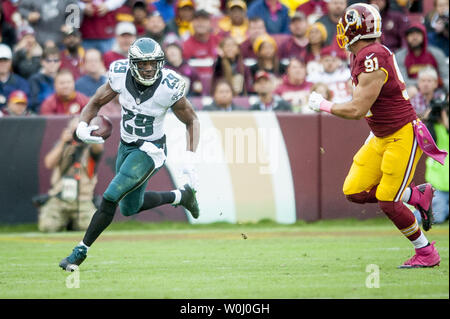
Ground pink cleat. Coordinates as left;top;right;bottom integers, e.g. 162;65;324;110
398;241;441;268
408;183;435;231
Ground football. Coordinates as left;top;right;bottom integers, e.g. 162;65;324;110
90;115;113;140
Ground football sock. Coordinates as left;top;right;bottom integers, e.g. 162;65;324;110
78;241;90;251
171;190;182;205
411;232;429;249
401;187;412;203
82;198;117;247
139;191;176;212
379;200;424;243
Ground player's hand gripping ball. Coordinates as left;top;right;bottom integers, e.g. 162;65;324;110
90;115;113;140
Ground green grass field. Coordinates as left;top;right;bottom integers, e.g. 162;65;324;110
0;218;448;299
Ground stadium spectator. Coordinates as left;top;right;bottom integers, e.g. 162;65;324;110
310;81;333;101
368;0;408;52
316;0;347;46
384;0;408;12
249;34;286;81
0;43;30;110
40;69;89;115
217;0;249;45
203;80;244;111
182;9;221;75
396;23;449;92
28;46;61;113
75;49;107;97
79;0;127;54
247;0;290;34
240;17;267;62
212;36;252;96
166;0;196;41
425;0;449;33
103;22;137;70
143;11;172;46
12;25;42;79
153;0;176;22
1;0;20;27
132;1;150;36
38;116;103;232
307;46;352;103
425;0;449;57
279;11;309;61
18;0;79;47
413;95;449;225
250;70;292;111
164;41;203;96
296;0;328;23
274;57;312;113
0;90;34;116
0;4;17;49
409;67;447;119
59;27;85;81
303;22;328;72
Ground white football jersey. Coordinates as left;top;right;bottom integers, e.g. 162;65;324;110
108;59;186;143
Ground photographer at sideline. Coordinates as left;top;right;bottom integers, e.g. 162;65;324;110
37;117;103;232
413;95;449;225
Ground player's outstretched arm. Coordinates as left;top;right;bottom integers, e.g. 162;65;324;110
172;96;200;152
330;69;386;120
79;82;118;124
308;69;386;120
75;83;118;144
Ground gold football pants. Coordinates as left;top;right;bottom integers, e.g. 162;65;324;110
343;122;422;202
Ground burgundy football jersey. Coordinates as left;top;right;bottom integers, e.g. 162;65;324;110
351;42;417;137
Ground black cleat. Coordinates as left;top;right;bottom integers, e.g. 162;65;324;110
59;245;88;272
178;184;200;219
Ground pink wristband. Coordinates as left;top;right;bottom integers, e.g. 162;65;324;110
319;100;333;113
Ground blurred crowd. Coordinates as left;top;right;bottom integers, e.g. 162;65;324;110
0;0;448;116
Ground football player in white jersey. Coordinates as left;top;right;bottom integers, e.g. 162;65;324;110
59;38;200;272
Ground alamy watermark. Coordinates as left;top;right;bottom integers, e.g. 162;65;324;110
169;126;281;175
65;268;80;289
65;4;81;28
365;264;380;288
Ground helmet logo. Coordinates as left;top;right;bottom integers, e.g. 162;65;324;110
345;9;362;30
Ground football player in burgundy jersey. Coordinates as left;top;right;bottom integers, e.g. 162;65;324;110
308;3;446;268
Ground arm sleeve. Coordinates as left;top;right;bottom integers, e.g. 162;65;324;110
107;60;126;93
170;76;187;106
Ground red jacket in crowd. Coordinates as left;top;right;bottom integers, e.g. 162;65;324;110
40;92;89;115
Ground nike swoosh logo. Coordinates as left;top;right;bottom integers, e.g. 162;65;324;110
366;53;375;59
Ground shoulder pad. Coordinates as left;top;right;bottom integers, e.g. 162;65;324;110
108;59;129;93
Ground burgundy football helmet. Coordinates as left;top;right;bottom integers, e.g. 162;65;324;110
336;3;382;50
